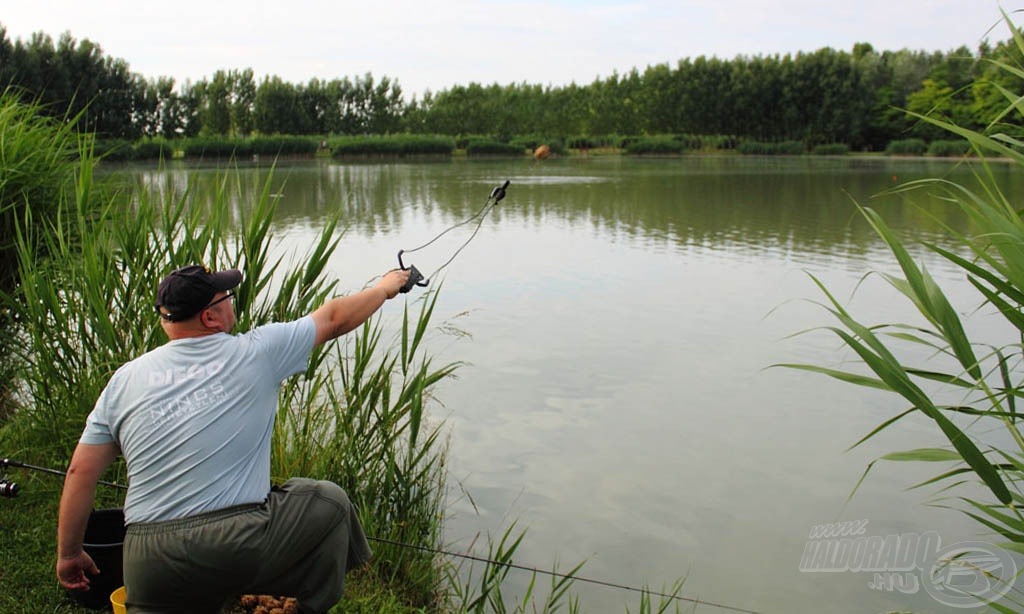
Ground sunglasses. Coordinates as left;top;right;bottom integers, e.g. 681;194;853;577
204;290;236;310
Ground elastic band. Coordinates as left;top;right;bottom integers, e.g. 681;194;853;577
126;502;262;535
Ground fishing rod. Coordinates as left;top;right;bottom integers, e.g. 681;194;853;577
1;457;126;494
397;179;510;293
3;457;760;614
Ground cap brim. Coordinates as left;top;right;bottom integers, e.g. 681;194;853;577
209;269;242;292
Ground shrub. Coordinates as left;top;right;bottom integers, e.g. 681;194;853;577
624;135;686;155
510;136;566;155
95;139;174;162
183;137;254;158
566;135;598;149
703;134;741;150
93;139;136;161
510;135;542;150
884;138;927;155
330;134;453;156
737;140;805;155
567;134;628;150
133;140;175;160
811;143;850;156
736;141;764;155
545;138;567;154
454;134;488;150
927;139;969;157
674;134;703;151
250;135;320;156
464;139;524;156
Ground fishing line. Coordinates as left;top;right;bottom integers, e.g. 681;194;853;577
368;535;761;614
396;180;510;293
3;458;759;613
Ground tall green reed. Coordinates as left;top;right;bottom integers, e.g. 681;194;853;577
0;91;81;292
272;290;459;607
781;9;1024;610
0;91;83;421
1;146;467;604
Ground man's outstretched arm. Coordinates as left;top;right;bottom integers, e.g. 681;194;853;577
310;269;409;346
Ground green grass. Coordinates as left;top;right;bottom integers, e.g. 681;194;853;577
1;482;90;614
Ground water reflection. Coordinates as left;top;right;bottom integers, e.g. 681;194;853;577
121;156;1002;274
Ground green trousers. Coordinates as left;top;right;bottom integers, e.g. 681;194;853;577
122;478;372;614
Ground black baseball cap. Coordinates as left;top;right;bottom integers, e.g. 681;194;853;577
154;265;242;322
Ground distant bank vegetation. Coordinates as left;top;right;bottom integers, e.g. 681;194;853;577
1;19;1016;159
88;132;969;161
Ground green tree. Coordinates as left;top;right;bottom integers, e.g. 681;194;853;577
254;75;301;134
730;55;786;140
0;30;145;138
230;68;256;136
365;74;403;134
196;73;231;136
970;38;1024;139
177;80;203;137
145;76;187;138
297;78;333;134
906;46;980;140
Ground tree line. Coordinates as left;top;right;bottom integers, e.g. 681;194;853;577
1;23;1020;150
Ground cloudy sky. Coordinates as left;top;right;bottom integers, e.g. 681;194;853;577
4;1;1023;98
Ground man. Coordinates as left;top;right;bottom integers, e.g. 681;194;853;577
56;264;410;613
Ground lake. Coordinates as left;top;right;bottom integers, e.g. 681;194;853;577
132;155;1024;613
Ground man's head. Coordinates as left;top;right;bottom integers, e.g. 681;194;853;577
155;265;242;333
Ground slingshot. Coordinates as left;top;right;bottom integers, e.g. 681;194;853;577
397;180;510;293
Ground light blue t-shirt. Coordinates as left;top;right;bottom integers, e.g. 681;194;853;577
80;316;316;524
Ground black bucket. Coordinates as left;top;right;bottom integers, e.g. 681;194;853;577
67;508;125;610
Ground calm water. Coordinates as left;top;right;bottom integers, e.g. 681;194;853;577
132;156;1023;613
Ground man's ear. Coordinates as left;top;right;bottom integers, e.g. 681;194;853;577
199;308;218;330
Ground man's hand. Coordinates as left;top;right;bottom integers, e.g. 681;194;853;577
56;442;117;592
57;550;100;591
377;268;411;299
